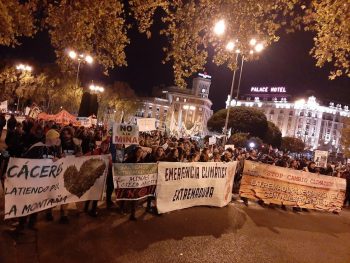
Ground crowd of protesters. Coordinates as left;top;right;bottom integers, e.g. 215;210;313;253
0;113;350;232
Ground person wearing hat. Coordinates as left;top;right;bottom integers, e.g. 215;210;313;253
15;129;62;232
84;138;113;217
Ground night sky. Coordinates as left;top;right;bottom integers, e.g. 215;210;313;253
0;20;349;111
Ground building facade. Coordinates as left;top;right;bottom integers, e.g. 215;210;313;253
226;95;350;152
135;73;213;136
135;97;170;130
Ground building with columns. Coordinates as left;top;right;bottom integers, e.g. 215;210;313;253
226;94;350;152
135;73;213;136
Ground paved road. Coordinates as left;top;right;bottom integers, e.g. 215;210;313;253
1;133;350;263
1;200;350;263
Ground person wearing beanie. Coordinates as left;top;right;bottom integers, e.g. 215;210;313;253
15;129;62;232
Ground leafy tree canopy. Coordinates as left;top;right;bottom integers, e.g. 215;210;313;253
264;121;282;148
281;136;305;153
0;0;348;86
208;106;268;139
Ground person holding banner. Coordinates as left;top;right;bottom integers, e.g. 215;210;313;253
84;138;113;217
16;129;62;231
48;126;82;224
123;147;146;220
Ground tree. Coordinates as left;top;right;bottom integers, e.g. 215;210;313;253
264;121;282;148
207;106;268;139
1;1;349;85
0;65;47;108
0;0;35;46
0;62;83;113
97;81;141;122
303;0;350;79
281;137;305;153
227;133;249;148
45;0;129;74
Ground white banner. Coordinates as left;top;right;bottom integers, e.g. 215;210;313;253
156;162;237;213
112;123;139;145
209;136;216;145
137;118;156;132
314;150;328;168
4;155;110;219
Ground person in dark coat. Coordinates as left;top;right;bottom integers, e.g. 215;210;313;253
5;122;25;157
7;114;17;132
15;129;62;232
123;147;145;220
0;113;6;139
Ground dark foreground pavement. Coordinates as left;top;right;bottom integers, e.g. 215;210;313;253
1;199;350;263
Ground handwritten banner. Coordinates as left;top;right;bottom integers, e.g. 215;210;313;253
156;162;237;213
113;123;139;145
240;161;346;212
113;163;157;200
4;155;110;219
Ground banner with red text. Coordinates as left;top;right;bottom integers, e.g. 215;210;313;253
156;162;237;213
240;161;346;212
4;155;109;219
113;163;157;200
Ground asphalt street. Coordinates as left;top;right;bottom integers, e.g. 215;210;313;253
1;197;350;263
1;133;350;263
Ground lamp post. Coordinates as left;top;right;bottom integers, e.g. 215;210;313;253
68;50;93;89
236;40;264;101
15;64;33;112
89;84;104;94
213;20;266;144
223;50;240;143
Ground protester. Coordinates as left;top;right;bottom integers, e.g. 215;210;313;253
0;114;347;231
122;147;145;220
15;129;62;231
6;114;17;132
0;113;6;139
5;122;25;157
84;139;113;217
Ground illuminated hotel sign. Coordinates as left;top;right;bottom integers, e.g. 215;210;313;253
250;86;286;93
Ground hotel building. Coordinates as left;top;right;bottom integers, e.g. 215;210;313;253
226;87;350;152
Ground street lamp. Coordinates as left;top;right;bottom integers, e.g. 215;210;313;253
67;49;93;89
214;20;226;36
226;41;235;51
219;36;265;144
254;43;264;53
222;45;240;143
15;63;33;112
89;84;104;93
236;41;264;103
16;64;32;72
249;38;257;46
